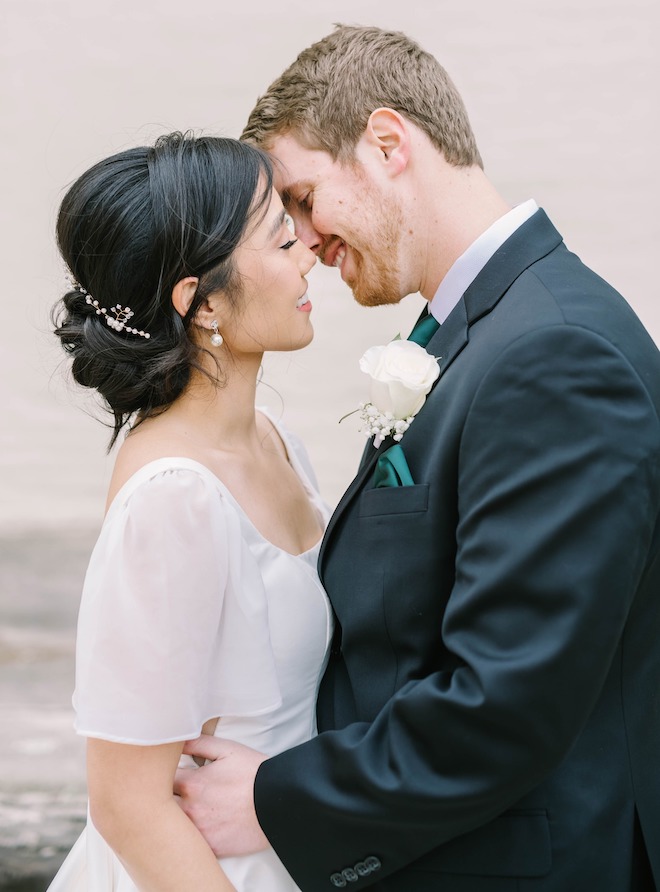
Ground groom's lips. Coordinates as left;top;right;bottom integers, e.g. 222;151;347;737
321;238;346;269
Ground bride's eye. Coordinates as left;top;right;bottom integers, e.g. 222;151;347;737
284;213;296;235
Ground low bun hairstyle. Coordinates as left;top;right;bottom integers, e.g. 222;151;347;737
54;132;273;448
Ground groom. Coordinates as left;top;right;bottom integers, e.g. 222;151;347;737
176;25;660;890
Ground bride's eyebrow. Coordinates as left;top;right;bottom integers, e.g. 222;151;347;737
267;209;287;240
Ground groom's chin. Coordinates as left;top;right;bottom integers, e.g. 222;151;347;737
351;282;404;308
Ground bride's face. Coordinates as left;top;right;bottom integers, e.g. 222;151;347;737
221;187;317;355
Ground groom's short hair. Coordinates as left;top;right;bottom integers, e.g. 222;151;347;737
241;24;483;169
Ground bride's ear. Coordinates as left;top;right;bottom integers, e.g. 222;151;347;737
171;277;200;318
172;277;229;340
190;293;224;333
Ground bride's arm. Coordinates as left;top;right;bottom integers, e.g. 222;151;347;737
87;737;235;892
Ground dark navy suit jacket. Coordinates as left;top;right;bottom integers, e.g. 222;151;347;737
255;211;660;891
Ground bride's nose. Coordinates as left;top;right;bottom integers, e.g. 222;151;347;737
295;238;317;274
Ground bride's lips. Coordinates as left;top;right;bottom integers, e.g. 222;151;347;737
296;292;312;313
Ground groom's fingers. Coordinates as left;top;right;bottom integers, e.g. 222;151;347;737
181;733;232;761
174;735;248;798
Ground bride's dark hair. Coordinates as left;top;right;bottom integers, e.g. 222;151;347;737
54;132;273;448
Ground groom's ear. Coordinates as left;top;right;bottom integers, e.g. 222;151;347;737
363;108;411;177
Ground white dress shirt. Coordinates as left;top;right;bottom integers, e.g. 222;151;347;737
429;200;539;324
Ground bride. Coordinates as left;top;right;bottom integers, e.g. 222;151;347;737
48;132;331;892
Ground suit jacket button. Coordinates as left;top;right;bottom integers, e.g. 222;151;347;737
342;867;358;882
355;861;369;877
364;856;382;872
330;873;347;888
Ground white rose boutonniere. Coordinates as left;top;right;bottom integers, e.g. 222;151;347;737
354;339;440;447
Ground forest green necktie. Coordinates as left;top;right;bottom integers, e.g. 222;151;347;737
408;311;440;347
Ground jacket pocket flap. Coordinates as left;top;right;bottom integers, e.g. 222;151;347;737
359;484;429;517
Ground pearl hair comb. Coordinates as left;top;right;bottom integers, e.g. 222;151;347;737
69;276;151;339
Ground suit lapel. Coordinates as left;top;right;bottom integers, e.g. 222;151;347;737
319;209;564;579
317;309;469;578
318;434;389;579
424;298;469;385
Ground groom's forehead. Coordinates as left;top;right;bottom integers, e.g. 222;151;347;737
270;159;314;196
269;135;337;190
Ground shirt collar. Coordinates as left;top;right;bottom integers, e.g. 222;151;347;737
429;200;539;324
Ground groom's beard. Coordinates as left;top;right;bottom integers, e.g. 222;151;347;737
345;186;404;308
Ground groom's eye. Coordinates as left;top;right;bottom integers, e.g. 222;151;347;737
294;192;312;212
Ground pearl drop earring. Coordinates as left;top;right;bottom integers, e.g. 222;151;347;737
209;320;223;347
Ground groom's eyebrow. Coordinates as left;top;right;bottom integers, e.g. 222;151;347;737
280;188;294;210
280;180;310;209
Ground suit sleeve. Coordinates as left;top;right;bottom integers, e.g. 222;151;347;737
254;324;660;889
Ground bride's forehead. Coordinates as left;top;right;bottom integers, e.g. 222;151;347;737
239;190;285;246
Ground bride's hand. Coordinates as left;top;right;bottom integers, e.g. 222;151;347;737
174;734;269;857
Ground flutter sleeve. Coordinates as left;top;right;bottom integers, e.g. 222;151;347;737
73;464;281;745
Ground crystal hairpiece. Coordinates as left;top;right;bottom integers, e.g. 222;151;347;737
74;281;151;340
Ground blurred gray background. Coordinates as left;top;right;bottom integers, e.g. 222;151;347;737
1;0;658;886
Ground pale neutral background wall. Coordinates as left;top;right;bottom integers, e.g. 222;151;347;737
2;0;658;532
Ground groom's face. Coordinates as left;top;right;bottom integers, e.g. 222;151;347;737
268;134;404;307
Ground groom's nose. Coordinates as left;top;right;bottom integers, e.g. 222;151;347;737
292;213;324;255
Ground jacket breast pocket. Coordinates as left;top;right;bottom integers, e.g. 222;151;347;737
359;484;429;518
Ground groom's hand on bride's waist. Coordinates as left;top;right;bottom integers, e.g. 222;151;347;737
174;734;270;857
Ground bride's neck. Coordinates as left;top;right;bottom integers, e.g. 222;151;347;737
153;352;264;453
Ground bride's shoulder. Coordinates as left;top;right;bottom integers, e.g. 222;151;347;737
105;425;217;514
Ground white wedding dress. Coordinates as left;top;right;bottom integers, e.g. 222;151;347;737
47;412;333;892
